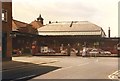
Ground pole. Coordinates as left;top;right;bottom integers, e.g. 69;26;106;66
67;44;71;56
117;38;120;57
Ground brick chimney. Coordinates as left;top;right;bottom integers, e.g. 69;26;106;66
49;21;51;24
108;27;110;38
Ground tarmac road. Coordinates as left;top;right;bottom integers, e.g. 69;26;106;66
28;56;118;80
1;56;119;81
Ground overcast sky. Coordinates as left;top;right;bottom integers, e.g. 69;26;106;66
12;0;119;37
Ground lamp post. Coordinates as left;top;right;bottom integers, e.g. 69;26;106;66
77;43;80;56
117;42;120;57
67;44;71;56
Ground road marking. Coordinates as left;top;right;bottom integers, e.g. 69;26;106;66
77;62;90;66
11;74;36;81
108;70;120;79
52;62;90;73
96;59;99;62
40;61;58;64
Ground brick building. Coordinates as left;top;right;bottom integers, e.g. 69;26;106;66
12;15;44;54
12;19;38;34
30;14;44;29
1;1;12;61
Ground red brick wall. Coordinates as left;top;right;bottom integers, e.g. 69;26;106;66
2;2;12;60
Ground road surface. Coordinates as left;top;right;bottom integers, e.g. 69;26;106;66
2;56;119;80
30;56;118;79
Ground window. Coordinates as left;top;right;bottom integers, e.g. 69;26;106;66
2;9;7;22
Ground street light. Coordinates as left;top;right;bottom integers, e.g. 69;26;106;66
117;43;120;57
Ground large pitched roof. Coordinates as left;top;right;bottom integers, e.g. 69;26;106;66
12;19;29;31
12;19;28;27
12;19;38;34
38;21;106;37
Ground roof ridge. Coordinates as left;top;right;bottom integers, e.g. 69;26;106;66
51;21;89;23
13;19;29;25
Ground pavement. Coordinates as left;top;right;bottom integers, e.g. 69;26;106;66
2;56;61;80
2;56;59;71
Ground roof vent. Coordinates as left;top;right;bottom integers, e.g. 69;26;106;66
56;21;58;23
108;27;110;38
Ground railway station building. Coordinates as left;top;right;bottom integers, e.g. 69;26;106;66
37;21;109;54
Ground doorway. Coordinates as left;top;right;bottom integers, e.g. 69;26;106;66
2;33;7;58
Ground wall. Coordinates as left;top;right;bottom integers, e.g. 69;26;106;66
2;2;12;61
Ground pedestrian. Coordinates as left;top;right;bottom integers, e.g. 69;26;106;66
17;49;21;55
117;43;120;57
19;49;22;55
76;43;80;56
82;47;86;57
67;44;71;56
32;43;36;55
21;48;24;54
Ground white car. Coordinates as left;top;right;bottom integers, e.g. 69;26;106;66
99;50;111;55
48;49;55;54
103;51;111;55
89;49;100;56
61;49;67;54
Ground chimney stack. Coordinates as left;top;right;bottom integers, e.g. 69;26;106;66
108;27;110;38
49;21;51;24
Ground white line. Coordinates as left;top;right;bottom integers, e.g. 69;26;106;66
77;62;90;66
108;70;120;79
96;59;99;62
11;74;36;81
52;62;90;73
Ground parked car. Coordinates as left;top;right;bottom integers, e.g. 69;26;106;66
75;50;83;56
61;49;67;54
48;49;55;54
89;49;100;57
71;48;78;54
98;49;111;55
103;51;111;55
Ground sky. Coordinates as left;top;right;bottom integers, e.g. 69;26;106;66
12;0;119;37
